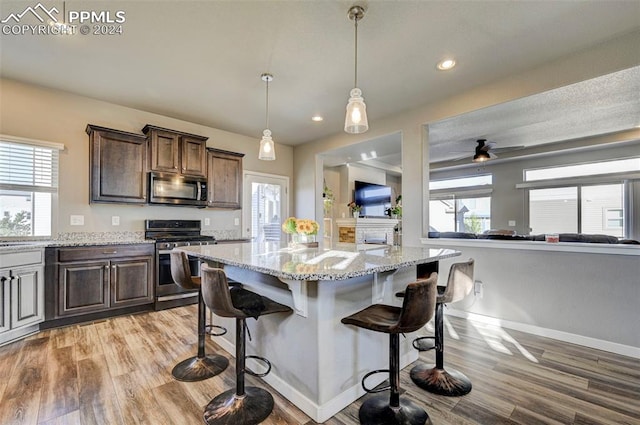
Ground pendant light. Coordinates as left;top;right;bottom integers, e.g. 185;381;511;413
258;73;276;160
344;5;369;134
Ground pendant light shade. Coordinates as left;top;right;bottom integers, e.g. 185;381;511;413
258;73;276;161
344;5;368;134
259;129;275;161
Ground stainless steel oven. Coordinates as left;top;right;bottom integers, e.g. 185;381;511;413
145;219;216;310
149;172;208;207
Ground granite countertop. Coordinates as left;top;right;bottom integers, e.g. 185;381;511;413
0;238;153;253
177;241;460;281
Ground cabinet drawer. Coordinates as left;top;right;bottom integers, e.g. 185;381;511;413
57;244;154;262
1;249;44;269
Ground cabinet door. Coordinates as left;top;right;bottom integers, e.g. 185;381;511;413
207;149;243;209
10;266;44;328
110;257;153;308
181;136;207;176
0;271;10;334
88;125;148;204
58;261;110;316
150;129;180;173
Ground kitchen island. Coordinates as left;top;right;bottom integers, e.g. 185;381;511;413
177;241;459;422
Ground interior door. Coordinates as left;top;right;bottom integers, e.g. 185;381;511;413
242;172;289;242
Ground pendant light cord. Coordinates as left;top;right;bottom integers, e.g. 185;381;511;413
354;17;358;88
265;77;270;129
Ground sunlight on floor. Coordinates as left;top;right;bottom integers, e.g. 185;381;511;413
470;320;539;363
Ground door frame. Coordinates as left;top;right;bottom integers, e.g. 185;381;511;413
242;171;290;240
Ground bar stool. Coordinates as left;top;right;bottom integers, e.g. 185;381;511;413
410;259;475;397
200;266;292;425
169;251;229;382
341;273;438;425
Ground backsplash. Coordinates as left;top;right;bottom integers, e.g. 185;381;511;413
55;231;146;242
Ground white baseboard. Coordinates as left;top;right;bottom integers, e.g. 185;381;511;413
447;308;640;359
211;333;417;423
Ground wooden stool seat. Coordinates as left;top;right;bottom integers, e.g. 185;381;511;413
341;273;438;425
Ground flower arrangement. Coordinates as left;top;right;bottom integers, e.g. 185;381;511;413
282;217;319;235
347;202;362;213
389;195;402;217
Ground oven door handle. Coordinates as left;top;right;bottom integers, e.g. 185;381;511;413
158;250;174;255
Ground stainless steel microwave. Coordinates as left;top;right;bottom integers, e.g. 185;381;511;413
149;172;208;207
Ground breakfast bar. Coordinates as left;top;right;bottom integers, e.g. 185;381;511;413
177;241;459;422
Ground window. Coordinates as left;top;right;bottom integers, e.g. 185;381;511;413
604;208;623;230
0;136;62;238
524;157;640;181
429;174;492;233
430;196;491;233
522;159;636;238
529;187;578;234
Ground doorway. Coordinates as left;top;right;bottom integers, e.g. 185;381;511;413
242;171;289;241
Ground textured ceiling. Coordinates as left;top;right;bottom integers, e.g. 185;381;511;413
1;0;639;154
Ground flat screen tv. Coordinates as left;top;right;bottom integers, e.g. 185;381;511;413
354;180;392;218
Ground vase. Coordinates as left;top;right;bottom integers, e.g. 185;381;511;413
289;233;316;248
352;211;359;219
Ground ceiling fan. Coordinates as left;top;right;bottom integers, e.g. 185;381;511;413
449;139;525;163
473;139;495;163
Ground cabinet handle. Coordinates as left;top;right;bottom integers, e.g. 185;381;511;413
103;250;117;254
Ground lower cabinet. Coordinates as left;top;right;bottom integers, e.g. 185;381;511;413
46;244;154;322
0;248;45;346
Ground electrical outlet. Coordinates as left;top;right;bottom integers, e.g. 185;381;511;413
474;280;484;299
234;218;240;226
204;218;210;226
70;215;84;226
508;220;516;226
112;216;120;226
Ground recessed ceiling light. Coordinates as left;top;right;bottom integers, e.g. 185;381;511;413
437;59;456;71
312;115;324;122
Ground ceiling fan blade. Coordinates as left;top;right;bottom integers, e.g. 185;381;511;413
480;141;496;152
490;145;525;154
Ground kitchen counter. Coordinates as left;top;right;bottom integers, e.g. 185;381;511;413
176;241;459;422
177;241;459;281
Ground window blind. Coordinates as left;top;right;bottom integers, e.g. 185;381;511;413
0;138;62;193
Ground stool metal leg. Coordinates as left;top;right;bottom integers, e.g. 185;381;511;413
172;291;229;382
410;302;472;396
203;318;274;425
359;334;431;425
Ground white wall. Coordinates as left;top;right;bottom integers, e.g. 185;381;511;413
422;240;640;356
0;79;294;237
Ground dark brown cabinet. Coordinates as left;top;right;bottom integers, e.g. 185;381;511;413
87;125;148;204
207;148;244;209
143;124;208;177
45;244;154;322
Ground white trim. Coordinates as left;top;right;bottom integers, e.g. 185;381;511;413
516;171;640;189
447;309;640;359
0;134;65;151
421;237;640;256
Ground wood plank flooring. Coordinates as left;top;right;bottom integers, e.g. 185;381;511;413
0;305;638;425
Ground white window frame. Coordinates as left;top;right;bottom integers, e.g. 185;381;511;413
518;158;639;240
0;134;64;239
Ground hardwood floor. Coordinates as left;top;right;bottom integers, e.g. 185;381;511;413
0;305;638;425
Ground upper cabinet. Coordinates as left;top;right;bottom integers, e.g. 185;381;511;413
87;125;148;204
143;125;208;177
207;148;244;209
